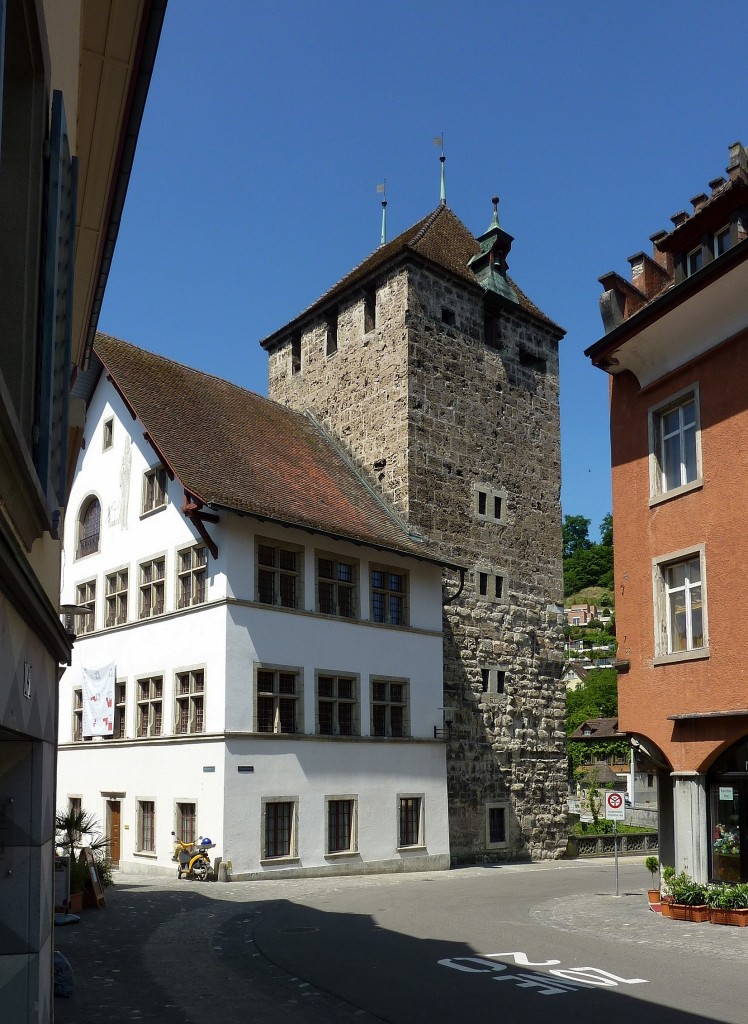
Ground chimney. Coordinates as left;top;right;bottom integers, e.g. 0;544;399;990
709;176;726;194
628;250;671;299
670;210;689;228
650;231;675;277
727;141;748;180
690;193;709;212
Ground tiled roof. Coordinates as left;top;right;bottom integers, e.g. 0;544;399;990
569;717;622;740
94;333;452;565
260;204;561;347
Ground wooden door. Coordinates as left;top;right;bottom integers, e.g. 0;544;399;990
107;800;121;865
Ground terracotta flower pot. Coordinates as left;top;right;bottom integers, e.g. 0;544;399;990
647;889;661;904
730;908;748;927
709;908;732;925
687;905;710;923
670;903;689;920
661;901;672;918
67;891;84;914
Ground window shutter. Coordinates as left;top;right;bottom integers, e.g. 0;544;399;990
37;89;78;507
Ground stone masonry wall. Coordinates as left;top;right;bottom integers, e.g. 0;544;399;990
266;258;567;862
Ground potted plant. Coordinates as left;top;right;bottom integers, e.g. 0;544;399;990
660;865;675;917
668;871;709;923
644;855;660;904
705;882;733;925
55;806;110;911
728;882;748;926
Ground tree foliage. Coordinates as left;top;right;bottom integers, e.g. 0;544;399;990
563;512;614;597
566;667;619;734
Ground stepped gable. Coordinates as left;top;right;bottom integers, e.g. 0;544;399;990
260;204;559;347
94;333;446;562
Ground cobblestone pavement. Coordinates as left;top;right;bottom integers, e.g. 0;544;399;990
53;860;747;1023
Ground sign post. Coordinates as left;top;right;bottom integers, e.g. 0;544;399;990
605;791;626;897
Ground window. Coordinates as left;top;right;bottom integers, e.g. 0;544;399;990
371;678;409;737
653;547;708;661
136;676;163;737
176;802;196;845
474;484;507;523
112;682;126;739
175;669;205;734
649;387;701;501
519;347;546;373
72;687;83;741
291;332;301;374
139;557;165;618
137;800;155;853
363;288;376;333
480;667;506;695
77;497;101;557
263;799;297;859
317;674;358;735
441;307;456;326
715;226;731;257
317;555;357;617
142;465;167;514
326;310;338;355
398;796;423;848
256;540;301;608
75;580;96;634
103;418;114;450
177;544;207;608
256;668;302;733
686;246;703;276
486;804;508;847
105;569;128;627
327;798;356;854
484;313;502;350
370;567;407;625
477;571;505;602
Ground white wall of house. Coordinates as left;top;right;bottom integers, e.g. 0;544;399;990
58;377;450;878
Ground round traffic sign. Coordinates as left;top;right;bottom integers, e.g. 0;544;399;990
607;792;623;808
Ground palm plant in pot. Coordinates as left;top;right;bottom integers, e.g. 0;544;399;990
644;856;660;904
55;806;110;911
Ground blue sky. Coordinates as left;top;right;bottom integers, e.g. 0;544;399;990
100;0;748;540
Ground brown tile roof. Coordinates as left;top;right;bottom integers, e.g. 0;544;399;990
569;717;623;740
94;333;453;565
260;204;561;347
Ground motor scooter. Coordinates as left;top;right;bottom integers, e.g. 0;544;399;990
171;832;215;880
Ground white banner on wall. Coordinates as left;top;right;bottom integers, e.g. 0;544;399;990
82;662;116;736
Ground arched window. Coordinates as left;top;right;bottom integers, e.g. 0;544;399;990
78;497;101;557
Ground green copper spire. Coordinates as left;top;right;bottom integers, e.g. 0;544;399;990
377;180;387;246
468;196;518;304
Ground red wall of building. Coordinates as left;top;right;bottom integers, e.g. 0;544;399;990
610;329;748;772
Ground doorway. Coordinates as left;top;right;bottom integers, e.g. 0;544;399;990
107;800;121;866
708;736;748;883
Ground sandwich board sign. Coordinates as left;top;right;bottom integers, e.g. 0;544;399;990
605;791;625;821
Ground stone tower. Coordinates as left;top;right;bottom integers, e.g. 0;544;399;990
261;199;568;862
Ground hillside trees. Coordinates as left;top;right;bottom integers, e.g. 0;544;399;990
563;513;614;597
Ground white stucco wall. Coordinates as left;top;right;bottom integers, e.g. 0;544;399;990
57;375;450;878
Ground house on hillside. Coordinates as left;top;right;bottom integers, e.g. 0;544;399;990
261;196;569;862
57;335;454;878
587;139;748;881
0;4;166;1020
569;718;658;808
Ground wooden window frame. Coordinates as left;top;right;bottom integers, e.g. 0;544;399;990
105;568;128;627
177;544;208;608
256;538;302;609
648;384;702;505
316;552;358;618
371;677;409;738
261;797;299;861
136;676;164;738
325;796;357;855
316;673;359;736
369;564;408;626
397;794;424;849
75;579;96;634
175;669;205;735
255;665;303;734
139;556;166;618
142;465;168;515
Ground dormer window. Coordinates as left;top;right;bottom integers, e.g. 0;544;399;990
686;246;703;276
715;226;731;257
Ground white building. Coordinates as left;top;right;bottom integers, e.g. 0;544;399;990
57;334;454;878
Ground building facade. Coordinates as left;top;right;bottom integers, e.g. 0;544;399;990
57;335;452;879
0;4;165;1020
261;200;568;862
587;140;748;882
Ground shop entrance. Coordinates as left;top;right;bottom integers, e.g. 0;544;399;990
708;736;748;883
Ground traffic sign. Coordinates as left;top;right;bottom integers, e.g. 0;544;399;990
605;791;625;821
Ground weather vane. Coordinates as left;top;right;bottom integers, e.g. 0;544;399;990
433;134;446;205
376;179;387;246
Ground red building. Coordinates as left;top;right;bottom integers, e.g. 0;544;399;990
586;141;748;883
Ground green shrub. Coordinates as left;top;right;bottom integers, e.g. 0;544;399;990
669;871;707;905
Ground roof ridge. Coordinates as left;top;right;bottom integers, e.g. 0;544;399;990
406;204;447;249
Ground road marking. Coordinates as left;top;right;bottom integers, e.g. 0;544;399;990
438;952;649;996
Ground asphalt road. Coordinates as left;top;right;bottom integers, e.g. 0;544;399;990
55;858;748;1024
